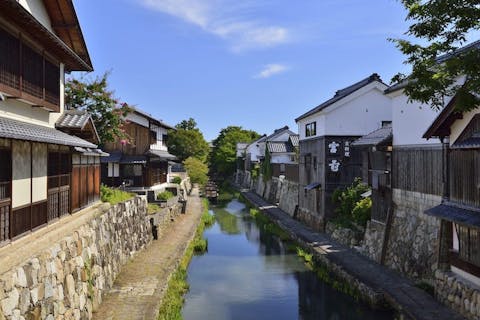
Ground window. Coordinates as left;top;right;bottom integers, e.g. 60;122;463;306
313;157;317;170
305;122;316;137
0;26;60;110
456;224;480;267
107;163;120;177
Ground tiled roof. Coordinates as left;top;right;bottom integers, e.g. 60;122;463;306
56;110;91;129
131;107;175;130
120;155;147;164
352;125;392;146
451;137;480;149
425;202;480;228
267;141;294;153
147;149;177;160
0;116;96;148
289;134;299;147
296;73;387;122
266;126;294;140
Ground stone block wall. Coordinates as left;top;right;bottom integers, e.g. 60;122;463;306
435;270;480;320
0;196;151;320
361;220;386;263
384;189;441;280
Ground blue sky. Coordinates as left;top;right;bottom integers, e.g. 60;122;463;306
73;0;413;141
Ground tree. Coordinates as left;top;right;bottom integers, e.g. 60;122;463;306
392;0;480;112
183;156;208;185
167;118;209;162
210;126;260;179
65;72;130;145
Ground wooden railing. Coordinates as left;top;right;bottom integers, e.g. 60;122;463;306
0;181;10;200
0;198;10;243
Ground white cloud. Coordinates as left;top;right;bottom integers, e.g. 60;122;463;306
254;64;289;79
139;0;290;51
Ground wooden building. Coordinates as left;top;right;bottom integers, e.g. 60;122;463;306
295;74;392;230
0;0;104;245
424;96;480;284
101;108;176;192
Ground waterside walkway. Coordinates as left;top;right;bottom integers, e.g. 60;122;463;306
93;189;203;320
241;190;464;320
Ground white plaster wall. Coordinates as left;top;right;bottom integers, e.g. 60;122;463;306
271;154;295;164
391;92;441;146
269;131;292;142
125;113;149;128
297;82;391;140
0;99;51;127
150;124;168;151
246;140;265;163
324;89;391;136
449;108;479;145
12;140;31;208
32;143;47;202
49;63;65;126
297;114;326;140
18;0;54;32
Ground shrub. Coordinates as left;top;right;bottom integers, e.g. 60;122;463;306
100;185;134;205
147;203;161;215
172;176;182;184
331;178;371;227
157;190;174;201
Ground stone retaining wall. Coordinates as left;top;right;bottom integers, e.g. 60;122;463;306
435;269;480;319
0;196;151;320
384;189;442;280
325;222;363;248
361;220;386;263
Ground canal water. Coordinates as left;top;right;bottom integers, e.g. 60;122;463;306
182;200;393;320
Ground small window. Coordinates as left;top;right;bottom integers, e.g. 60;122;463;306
313;157;317;170
305;122;316;137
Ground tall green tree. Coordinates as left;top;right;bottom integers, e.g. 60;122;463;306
65;72;130;145
392;0;480;112
183;156;208;185
167;118;209;162
210;126;260;179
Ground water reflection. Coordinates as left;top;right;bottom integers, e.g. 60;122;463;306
182;200;393;320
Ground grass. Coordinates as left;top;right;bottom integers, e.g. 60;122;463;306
100;185;135;205
157;191;175;201
148;203;161;215
158;199;215;320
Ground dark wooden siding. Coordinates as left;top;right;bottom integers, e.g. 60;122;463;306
71;160;100;212
272;163;299;183
104;122;151;156
449;149;480;207
0;26;60;112
392;146;443;196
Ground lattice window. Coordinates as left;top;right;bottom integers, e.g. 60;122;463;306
21;44;43;99
457;225;480;267
44;60;59;105
0;28;20;90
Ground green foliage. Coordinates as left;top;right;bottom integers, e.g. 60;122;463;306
251;164;260;180
216;183;240;206
249;208;290;241
296;247;313;264
260;148;272;182
352;197;372;227
210;126;260;179
157;191;174;201
172;176;182;184
65;72;131;145
100;185;134;205
391;0;480;112
331;178;371;227
167;118;209;162
147;203;161;215
158;199;214;320
183;157;208;185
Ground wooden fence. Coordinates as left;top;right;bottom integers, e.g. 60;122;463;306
392;147;443;196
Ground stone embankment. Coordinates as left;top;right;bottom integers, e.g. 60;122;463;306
241;190;465;320
0;196;151;320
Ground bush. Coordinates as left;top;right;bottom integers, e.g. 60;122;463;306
172;176;182;184
331;178;371;227
100;185;134;205
183;157;208;185
157;190;174;201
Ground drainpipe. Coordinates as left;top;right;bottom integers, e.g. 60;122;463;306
441;136;450;201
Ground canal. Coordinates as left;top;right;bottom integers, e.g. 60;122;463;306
182;199;394;320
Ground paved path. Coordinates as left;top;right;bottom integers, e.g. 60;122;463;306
93;189;203;320
242;191;464;320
